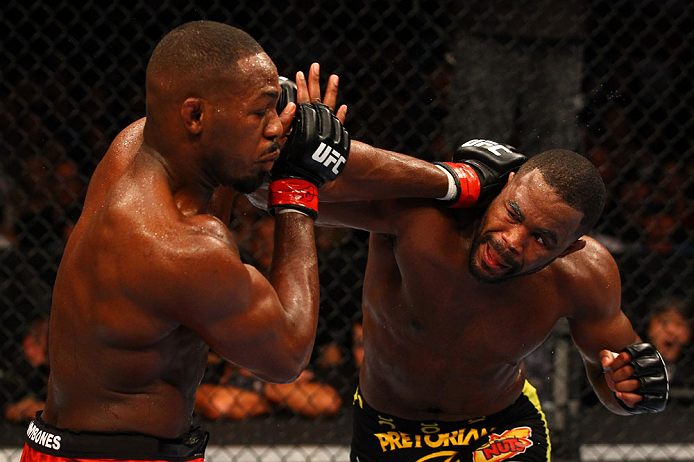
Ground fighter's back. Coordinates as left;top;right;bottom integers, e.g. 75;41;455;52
42;119;210;438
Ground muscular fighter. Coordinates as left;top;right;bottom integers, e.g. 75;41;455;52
20;22;350;461
286;68;669;461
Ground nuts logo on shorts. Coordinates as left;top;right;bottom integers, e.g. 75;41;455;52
472;426;533;462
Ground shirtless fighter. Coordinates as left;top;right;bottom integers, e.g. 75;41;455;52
20;22;349;461
287;68;669;462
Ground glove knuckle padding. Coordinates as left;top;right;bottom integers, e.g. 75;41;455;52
454;139;527;203
617;342;669;414
275;102;349;187
315;104;329;132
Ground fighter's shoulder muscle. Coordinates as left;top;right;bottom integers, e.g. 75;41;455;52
554;235;621;320
112;200;247;312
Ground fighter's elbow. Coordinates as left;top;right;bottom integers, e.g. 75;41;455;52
255;365;302;384
256;351;310;384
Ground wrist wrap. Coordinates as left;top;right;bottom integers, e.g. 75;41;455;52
435;162;481;208
268;178;318;220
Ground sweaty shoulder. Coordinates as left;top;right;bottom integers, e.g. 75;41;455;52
107;118;147;159
107;196;245;321
552;235;621;320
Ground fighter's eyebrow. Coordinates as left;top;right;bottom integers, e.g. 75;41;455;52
508;200;524;221
261;90;279;98
251;90;280;104
508;200;558;244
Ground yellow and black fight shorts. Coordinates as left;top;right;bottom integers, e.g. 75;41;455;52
351;381;551;462
20;411;208;462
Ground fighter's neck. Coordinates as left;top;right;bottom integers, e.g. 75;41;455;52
137;141;217;215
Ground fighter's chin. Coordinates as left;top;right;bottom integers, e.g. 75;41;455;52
232;172;270;194
469;260;512;284
468;254;515;284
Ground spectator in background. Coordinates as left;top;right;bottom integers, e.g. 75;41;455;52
194;352;272;421
262;368;343;419
2;318;49;423
195;352;342;420
644;297;692;391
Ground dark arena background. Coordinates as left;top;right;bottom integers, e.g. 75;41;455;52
1;1;693;461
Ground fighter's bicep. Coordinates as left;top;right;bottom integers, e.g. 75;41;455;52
188;263;293;367
566;242;637;362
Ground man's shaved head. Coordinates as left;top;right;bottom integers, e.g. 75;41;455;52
146;20;266;99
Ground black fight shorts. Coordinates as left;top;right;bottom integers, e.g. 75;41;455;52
351;381;551;462
20;411;208;462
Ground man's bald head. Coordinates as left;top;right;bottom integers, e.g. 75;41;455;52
146;20;266;99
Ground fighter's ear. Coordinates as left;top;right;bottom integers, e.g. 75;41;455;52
181;98;204;135
505;171;515;186
558;238;586;258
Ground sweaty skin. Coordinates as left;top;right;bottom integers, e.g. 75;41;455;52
41;52;321;438
319;170;640;420
260;62;643;420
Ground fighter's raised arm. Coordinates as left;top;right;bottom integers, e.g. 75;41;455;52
249;64;526;232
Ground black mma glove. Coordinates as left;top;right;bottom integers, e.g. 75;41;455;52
435;139;527;208
277;76;297;114
268;102;350;219
616;342;669;414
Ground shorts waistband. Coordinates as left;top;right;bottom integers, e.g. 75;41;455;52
352;381;539;434
25;412;209;461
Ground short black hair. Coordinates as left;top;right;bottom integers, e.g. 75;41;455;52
146;20;264;88
652;296;693;320
516;149;606;236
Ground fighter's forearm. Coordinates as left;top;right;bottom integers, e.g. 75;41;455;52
319;141;449;202
266;211;320;378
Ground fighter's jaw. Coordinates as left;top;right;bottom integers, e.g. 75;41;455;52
469;253;508;284
468;245;521;284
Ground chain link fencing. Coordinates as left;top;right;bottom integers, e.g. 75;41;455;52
1;1;693;461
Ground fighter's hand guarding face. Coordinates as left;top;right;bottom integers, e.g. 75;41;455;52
266;64;350;219
296;62;348;123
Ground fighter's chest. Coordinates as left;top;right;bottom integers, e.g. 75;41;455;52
385;288;553;361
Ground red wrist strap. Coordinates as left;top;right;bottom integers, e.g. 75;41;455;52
268;178;318;218
441;162;481;208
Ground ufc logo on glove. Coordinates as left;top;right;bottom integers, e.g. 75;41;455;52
312;142;347;175
462;139;513;157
